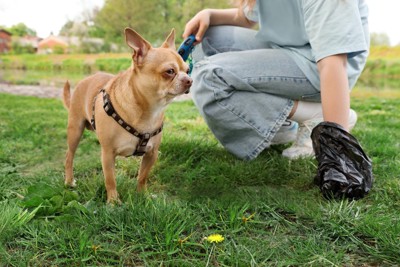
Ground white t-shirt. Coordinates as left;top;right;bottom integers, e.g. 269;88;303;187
245;0;369;90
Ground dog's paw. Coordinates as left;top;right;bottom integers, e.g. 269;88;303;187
65;179;77;188
106;198;122;206
106;191;121;205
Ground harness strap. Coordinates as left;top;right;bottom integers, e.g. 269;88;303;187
90;88;163;156
90;93;98;130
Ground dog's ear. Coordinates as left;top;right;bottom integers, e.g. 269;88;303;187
125;27;152;66
161;29;176;50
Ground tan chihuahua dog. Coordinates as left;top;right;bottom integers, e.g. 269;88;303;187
63;28;192;203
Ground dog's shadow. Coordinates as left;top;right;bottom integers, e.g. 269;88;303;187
68;135;317;203
149;139;317;201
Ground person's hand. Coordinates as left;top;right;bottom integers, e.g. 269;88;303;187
183;8;252;44
183;9;211;44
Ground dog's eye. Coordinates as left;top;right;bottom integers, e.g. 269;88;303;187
165;69;175;75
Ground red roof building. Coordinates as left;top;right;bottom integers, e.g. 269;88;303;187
0;29;12;54
37;35;68;54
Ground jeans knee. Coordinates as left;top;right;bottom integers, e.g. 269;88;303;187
190;61;219;113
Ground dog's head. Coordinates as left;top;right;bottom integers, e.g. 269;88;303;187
124;28;192;104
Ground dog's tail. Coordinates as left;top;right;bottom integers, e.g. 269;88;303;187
63;81;71;110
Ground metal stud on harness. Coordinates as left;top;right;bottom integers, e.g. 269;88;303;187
90;89;163;156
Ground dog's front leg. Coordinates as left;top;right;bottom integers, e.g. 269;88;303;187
137;148;159;191
101;148;120;204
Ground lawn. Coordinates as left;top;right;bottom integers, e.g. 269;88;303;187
0;90;399;266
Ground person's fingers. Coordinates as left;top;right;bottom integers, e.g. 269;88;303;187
182;23;197;39
183;10;210;44
194;22;208;43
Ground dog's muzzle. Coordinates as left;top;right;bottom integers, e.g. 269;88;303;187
183;76;192;94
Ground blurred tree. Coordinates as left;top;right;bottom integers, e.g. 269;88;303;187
370;32;391;46
59;7;114;54
94;0;232;48
58;0;234;52
79;6;105;39
11;41;35;54
60;21;75;37
8;23;37;37
95;0;157;45
60;20;88;37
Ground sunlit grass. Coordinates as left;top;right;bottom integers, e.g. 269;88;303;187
352;87;400;99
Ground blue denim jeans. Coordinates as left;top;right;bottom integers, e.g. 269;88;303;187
191;26;320;160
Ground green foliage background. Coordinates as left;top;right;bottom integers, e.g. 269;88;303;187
94;0;233;44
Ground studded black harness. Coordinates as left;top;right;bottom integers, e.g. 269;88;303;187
90;89;163;156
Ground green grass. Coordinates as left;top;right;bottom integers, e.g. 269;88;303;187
0;92;399;266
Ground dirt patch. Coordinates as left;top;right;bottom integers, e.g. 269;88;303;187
0;83;63;98
0;83;192;101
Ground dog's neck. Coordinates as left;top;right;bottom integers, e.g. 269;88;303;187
108;69;165;133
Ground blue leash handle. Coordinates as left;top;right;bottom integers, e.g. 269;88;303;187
178;35;196;61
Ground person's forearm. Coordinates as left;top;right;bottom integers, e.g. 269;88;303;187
207;8;256;28
318;54;350;130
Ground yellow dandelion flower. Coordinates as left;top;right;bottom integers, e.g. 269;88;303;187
206;234;225;243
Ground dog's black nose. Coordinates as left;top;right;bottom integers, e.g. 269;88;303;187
184;76;193;87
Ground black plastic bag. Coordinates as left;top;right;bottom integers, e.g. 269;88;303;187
311;122;373;200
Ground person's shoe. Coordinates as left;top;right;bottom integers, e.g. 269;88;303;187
271;120;298;145
282;109;358;159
